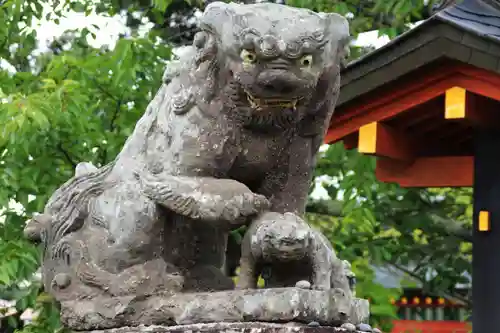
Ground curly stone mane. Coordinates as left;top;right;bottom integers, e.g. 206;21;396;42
43;162;114;258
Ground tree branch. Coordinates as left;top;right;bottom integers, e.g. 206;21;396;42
306;199;343;216
99;98;123;165
306;199;472;243
428;214;472;243
109;99;122;133
57;143;77;169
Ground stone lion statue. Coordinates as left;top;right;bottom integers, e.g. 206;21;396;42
24;1;354;329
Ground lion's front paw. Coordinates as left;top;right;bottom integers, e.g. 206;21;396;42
140;174;270;223
219;192;270;222
193;179;271;222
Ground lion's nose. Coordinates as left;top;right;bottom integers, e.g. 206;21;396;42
260;80;296;95
256;70;302;96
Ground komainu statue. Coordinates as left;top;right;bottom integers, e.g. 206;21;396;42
24;1;371;332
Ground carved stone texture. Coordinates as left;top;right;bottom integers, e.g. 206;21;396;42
79;322;377;333
61;288;369;331
23;0;361;330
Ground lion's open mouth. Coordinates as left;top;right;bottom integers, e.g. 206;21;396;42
244;89;299;110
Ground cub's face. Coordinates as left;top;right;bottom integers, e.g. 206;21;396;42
252;213;311;261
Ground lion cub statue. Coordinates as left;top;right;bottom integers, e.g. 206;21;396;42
237;212;353;299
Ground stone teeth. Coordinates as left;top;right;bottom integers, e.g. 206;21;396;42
244;90;298;110
246;93;259;109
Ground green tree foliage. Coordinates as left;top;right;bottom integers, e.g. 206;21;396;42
0;0;470;332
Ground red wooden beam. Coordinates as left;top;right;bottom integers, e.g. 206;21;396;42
392;320;471;333
357;122;414;161
333;64;461;125
375;156;473;188
342;133;358;150
325;76;455;144
326;62;500;145
444;87;498;127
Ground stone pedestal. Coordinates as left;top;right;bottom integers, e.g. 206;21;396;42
81;322;371;333
60;288;369;331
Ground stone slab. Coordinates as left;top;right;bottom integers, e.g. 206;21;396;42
81;322;370;333
61;288;370;331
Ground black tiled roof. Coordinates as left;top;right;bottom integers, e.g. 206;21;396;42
435;0;500;41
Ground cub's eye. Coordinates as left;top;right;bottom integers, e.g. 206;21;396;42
299;54;313;67
240;49;257;64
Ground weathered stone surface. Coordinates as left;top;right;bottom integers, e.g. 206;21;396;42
61;288;369;331
81;322;372;333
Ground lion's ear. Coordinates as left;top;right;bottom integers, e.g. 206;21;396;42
322;12;349;41
200;2;252;54
200;2;238;37
319;12;351;67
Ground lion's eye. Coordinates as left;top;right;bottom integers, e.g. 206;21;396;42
299;54;313;67
240;49;257;64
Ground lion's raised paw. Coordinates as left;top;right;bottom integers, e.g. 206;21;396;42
140;174;270;223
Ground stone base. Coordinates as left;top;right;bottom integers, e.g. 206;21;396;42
61;288;369;331
80;322;369;333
